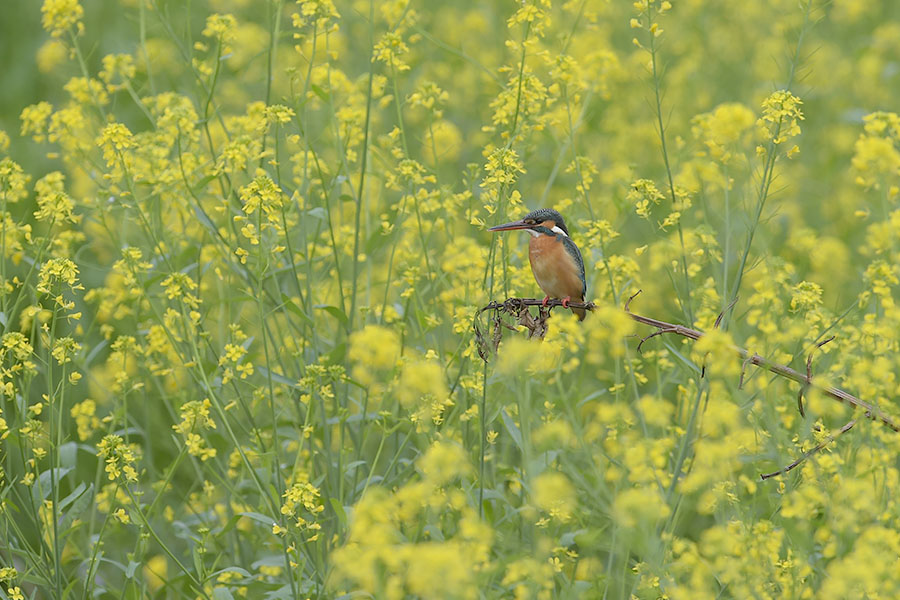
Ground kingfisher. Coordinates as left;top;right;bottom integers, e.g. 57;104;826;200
488;208;587;320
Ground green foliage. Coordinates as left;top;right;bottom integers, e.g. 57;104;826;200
1;0;900;598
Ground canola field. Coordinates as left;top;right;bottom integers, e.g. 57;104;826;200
1;0;900;598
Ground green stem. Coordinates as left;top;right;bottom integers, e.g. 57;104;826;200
647;10;693;326
349;0;376;332
728;0;813;306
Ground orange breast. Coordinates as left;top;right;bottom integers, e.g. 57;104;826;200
528;235;584;301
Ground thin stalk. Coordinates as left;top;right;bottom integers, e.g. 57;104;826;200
259;0;284;166
47;310;62;599
479;360;487;517
348;0;376;332
728;0;813;305
646;9;693;326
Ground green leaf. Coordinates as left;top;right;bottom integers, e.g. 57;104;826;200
311;84;329;101
255;366;298;387
329;498;348;528
280;293;313;326
327;341;347;364
500;408;523;451
191;174;218;195
238;512;275;528
125;561;140;578
212;587;235;600
36;468;72;501
315;304;349;327
59;483;92;536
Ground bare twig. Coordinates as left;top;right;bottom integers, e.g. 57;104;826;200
473;298;596;353
760;419;857;480
474;294;900;437
797;335;835;418
622;291;900;434
715;296;739;329
475;294;900;484
738;356;753;389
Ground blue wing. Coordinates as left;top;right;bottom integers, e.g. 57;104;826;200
560;236;586;298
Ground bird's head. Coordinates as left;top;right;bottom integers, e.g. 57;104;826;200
487;208;570;237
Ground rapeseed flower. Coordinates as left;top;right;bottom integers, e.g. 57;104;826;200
41;0;83;38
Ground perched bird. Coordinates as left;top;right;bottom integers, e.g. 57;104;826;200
489;208;587;320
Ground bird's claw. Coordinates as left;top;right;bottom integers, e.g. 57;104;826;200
562;296;571;308
541;296;550;307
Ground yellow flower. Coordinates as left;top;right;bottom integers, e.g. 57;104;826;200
41;0;84;38
292;0;340;30
264;104;295;124
532;471;576;522
97;434;139;483
64;76;109;106
238;175;285;222
113;508;130;524
143;555;167;593
692;102;755;162
172;399;216;435
0;158;30;203
758;90;804;145
613;486;670;529
51;337;81;365
348;324;400;386
628;178;665;218
161;272;197;300
96;122;135;167
790;281;823;312
482;147;525;189
36;39;67;73
70;399;100;441
373;31;410;71
34;173;75;223
690;328;740;378
37;258;81;295
202;13;238;51
99;54;136;90
397;358;447;408
418;441;469;485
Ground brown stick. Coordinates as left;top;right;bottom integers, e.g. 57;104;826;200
621;290;899;433
476;294;900;434
759;419;857;480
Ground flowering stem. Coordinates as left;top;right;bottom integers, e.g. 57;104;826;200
348;0;375;332
477;295;900;434
647;8;693;326
123;486;211;599
47;308;63;599
563;86;618;302
728;0;813;305
478;360;487;517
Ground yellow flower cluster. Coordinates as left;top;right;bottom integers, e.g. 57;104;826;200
40;0;83;38
97;434;138;483
758;90;804;146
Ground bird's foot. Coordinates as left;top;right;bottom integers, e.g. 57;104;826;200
541;295;551;307
562;296;572;308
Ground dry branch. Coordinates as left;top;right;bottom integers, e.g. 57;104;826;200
474;292;900;479
759;419;857;480
621;290;900;434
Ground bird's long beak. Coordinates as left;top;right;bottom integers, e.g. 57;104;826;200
488;219;530;232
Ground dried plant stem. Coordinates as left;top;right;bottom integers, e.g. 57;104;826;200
622;292;900;434
759;419;857;480
475;294;900;435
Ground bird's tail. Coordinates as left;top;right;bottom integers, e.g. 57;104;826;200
572;306;586;321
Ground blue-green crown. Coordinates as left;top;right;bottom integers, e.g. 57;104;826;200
523;208;569;236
